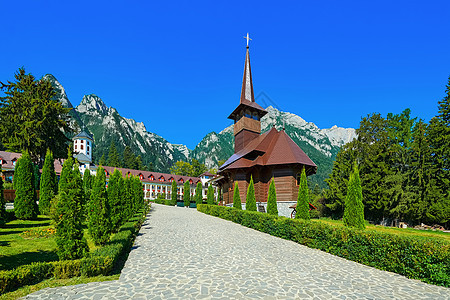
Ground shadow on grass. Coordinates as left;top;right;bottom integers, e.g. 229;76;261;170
0;250;58;271
0;230;24;236
0;241;10;247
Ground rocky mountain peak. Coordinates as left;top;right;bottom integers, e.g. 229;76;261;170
77;94;109;115
43;74;72;108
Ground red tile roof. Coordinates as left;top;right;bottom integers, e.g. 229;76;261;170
218;127;317;174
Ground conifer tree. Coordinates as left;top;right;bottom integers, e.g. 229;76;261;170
124;175;134;218
343;163;365;229
171;180;178;205
233;182;242;209
55;155;88;259
133;176;144;212
107;141;121;167
183;181;190;207
245;176;256;211
99;154;106;166
14;152;38;219
108;169;123;232
195;182;202;205
83;169;93;201
207;185;214;205
267;178;278;216
0;170;6;225
88;166;110;245
135;155;145;171
123;146;137;169
39;150;56;215
217;187;222;205
295;168;310;220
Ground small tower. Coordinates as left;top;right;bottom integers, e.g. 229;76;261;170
73;131;94;173
228;38;267;153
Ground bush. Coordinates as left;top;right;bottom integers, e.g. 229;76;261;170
0;205;149;294
267;178;278;216
88;166;111;246
233;182;241;209
245;176;256;211
295;168;310;220
197;204;450;287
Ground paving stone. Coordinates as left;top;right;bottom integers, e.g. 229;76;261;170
22;204;450;299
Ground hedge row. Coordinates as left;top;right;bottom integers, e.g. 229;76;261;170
197;204;450;287
0;206;149;295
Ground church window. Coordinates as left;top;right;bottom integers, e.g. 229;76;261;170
75;145;77;150
87;146;90;151
80;140;84;144
252;112;259;120
81;145;84;150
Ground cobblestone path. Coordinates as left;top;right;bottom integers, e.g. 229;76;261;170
25;204;450;299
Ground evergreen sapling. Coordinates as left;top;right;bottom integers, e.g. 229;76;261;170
233;182;242;209
295;168;310;220
267;178;278;216
245;175;256;211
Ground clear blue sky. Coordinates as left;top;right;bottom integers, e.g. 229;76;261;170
1;0;449;149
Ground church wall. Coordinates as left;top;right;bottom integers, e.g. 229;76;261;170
235;129;259;153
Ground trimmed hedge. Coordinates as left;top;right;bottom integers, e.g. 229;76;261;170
197;204;450;287
0;205;149;295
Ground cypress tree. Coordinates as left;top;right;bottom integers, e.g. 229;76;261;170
39;150;57;215
0;169;6;225
233;182;242;209
183;181;190;207
108;169;123;232
55;156;88;259
124;175;133;219
295;168;310;220
267;178;278;216
133;176;144;212
88;166;111;245
14;152;38;219
171;180;178;205
217;187;222;205
245;176;256;211
207;185;214;205
343;164;366;229
195;182;202;205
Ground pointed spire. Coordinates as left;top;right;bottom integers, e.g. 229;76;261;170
240;45;255;103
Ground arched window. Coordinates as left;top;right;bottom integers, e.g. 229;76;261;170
139;174;144;180
81;145;84;150
150;175;155;181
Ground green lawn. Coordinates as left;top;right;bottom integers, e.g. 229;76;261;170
314;218;450;243
0;214;99;271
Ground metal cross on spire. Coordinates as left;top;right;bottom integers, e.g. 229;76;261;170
244;33;252;47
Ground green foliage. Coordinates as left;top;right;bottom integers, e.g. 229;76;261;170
171;180;178;205
14;152;38;220
233;182;241;209
108;169;124;232
170;161;193;176
217;187;222;205
39;150;57;215
206;185;214;205
0;170;5;225
132;176;144;212
55;155;88;260
343;164;365;229
296;168;310;220
0;68;72;162
195;182;202;205
0;207;149;294
98;154;106;166
245;176;256;211
122;146;136;169
123;176;134;220
197;204;450;287
107;141;121;168
183;181;190;207
267;178;278;216
82;169;93;215
191;159;207;177
88;166;110;246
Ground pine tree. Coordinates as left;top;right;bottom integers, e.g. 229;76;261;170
171;180;178;205
267;178;278;216
233;182;241;209
245;176;256;211
343;164;365;229
0;169;6;225
207;185;214;205
99;154;106;166
39;149;57;215
88;166;110;245
14;152;38;219
123;146;136;169
55;155;88;259
108;169;123;232
135;155;145;171
195;182;203;205
183;181;190;207
296;168;310;220
107;141;121;167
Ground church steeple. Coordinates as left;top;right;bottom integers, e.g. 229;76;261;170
228;35;268;153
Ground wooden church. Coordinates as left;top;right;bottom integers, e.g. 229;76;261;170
217;41;317;206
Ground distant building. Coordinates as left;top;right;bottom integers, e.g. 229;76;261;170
72;131;96;174
215;43;317;214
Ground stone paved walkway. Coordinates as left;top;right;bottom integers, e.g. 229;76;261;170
24;204;450;299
